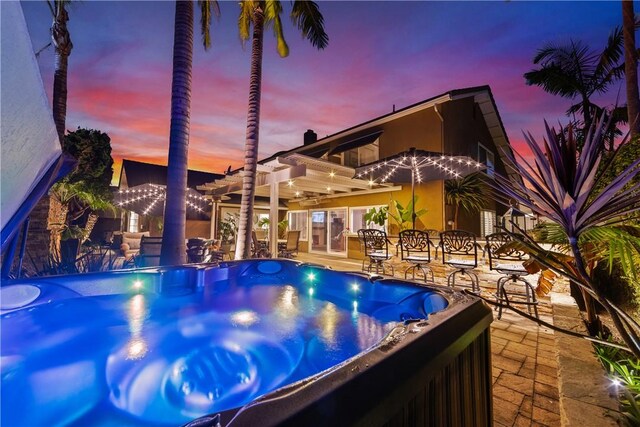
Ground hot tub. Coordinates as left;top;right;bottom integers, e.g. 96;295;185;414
1;259;492;426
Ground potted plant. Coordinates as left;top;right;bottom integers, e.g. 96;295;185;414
218;213;239;255
364;206;388;229
388;197;427;233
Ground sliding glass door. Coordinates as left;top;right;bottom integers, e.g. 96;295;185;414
310;208;347;256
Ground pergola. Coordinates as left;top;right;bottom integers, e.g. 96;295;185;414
198;153;401;255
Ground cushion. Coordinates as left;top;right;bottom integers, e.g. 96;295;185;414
122;231;150;250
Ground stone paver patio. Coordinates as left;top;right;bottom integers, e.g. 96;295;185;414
295;251;619;426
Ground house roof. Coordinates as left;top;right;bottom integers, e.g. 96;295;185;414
119;159;224;190
241;85;518;183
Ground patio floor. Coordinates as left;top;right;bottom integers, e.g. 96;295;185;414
294;252;619;426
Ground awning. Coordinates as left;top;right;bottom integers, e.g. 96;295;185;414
327;131;383;156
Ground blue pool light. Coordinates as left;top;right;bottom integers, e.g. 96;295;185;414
307;272;316;281
351;283;359;292
308;287;315;296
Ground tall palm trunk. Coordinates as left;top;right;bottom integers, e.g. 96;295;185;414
160;0;194;266
51;2;72;142
235;7;265;260
623;0;639;139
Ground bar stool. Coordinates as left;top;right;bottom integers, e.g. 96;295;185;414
398;229;434;283
358;229;394;276
485;232;538;319
439;230;480;293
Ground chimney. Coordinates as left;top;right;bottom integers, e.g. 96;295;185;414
304;129;317;145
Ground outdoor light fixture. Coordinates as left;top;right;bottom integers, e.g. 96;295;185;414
295;191;301;197
329;171;335;178
287;180;294;187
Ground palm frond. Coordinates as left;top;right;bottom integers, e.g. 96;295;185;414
238;1;254;42
198;0;220;50
291;0;328;50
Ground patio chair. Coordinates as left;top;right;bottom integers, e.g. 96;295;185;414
278;230;300;258
398;229;434;283
135;236;162;267
439;230;480;293
485;232;538;319
186;238;209;263
358;229;394;276
251;231;270;258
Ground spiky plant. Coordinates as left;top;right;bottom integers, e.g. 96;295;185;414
492;114;640;357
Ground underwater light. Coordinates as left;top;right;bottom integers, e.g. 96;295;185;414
132;280;143;291
307;272;316;281
351;283;359;291
231;310;259;327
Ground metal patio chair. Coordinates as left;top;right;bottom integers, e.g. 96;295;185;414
359;229;394;276
398;229;434;283
485;232;538;319
439;230;480;293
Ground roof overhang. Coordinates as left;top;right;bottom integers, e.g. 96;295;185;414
198;153;401;202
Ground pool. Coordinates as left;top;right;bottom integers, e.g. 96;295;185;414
1;260;493;426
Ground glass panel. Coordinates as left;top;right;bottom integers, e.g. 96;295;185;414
329;209;347;253
359;144;378;166
311;211;327;251
287;211;308;241
128;212;139;232
350;207;385;232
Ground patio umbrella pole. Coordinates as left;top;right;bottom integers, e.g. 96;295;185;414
411;167;416;229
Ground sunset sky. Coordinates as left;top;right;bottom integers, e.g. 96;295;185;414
22;1;626;183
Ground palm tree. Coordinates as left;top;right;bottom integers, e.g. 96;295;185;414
524;29;625;138
160;0;218;265
234;1;328;259
622;0;639;139
444;173;486;230
47;0;73;142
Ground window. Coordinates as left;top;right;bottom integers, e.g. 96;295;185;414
350;205;386;232
128;212;139;233
478;143;495;177
338;140;380;168
480;210;496;237
287;210;308;241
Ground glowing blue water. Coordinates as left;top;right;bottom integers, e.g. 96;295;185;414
1;268;447;426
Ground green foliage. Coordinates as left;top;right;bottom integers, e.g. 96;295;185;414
388;197;427;231
524;27;625;134
594;339;640;424
60;128;114;201
364;206;388;227
219;213;239;243
534;221;640;282
445;173;486;228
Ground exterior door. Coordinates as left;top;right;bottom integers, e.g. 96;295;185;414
310;208;347;256
328;209;347;255
311;210;327;252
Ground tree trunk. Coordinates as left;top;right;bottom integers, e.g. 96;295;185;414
161;0;194;266
51;1;72;143
235;7;265;260
623;0;640;139
453;203;459;230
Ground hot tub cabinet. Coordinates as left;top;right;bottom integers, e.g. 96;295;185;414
2;260;492;427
